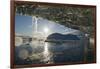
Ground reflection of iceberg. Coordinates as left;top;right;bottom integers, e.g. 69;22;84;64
18;49;29;59
30;40;44;47
15;44;33;60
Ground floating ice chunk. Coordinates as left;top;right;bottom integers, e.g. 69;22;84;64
15;37;23;46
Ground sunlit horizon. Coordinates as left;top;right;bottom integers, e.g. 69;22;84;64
15;15;79;37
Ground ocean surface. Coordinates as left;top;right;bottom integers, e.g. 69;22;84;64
15;40;85;65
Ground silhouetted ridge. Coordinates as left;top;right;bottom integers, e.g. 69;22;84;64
47;33;80;40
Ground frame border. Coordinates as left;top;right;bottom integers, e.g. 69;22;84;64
10;1;96;68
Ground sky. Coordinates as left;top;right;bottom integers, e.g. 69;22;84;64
15;15;77;36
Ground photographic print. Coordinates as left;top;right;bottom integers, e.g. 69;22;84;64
11;1;96;68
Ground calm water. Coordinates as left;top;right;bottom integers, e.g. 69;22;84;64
15;40;86;65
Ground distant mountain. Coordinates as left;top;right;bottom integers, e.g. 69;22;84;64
15;33;32;38
15;33;23;36
46;33;80;41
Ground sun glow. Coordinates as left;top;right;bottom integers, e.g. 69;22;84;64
44;27;49;33
44;27;49;37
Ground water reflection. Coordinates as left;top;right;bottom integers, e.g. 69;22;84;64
15;40;93;65
43;43;50;63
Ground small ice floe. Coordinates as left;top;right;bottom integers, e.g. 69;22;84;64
18;49;29;59
15;37;23;46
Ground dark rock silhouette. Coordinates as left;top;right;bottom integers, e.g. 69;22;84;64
46;33;80;41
